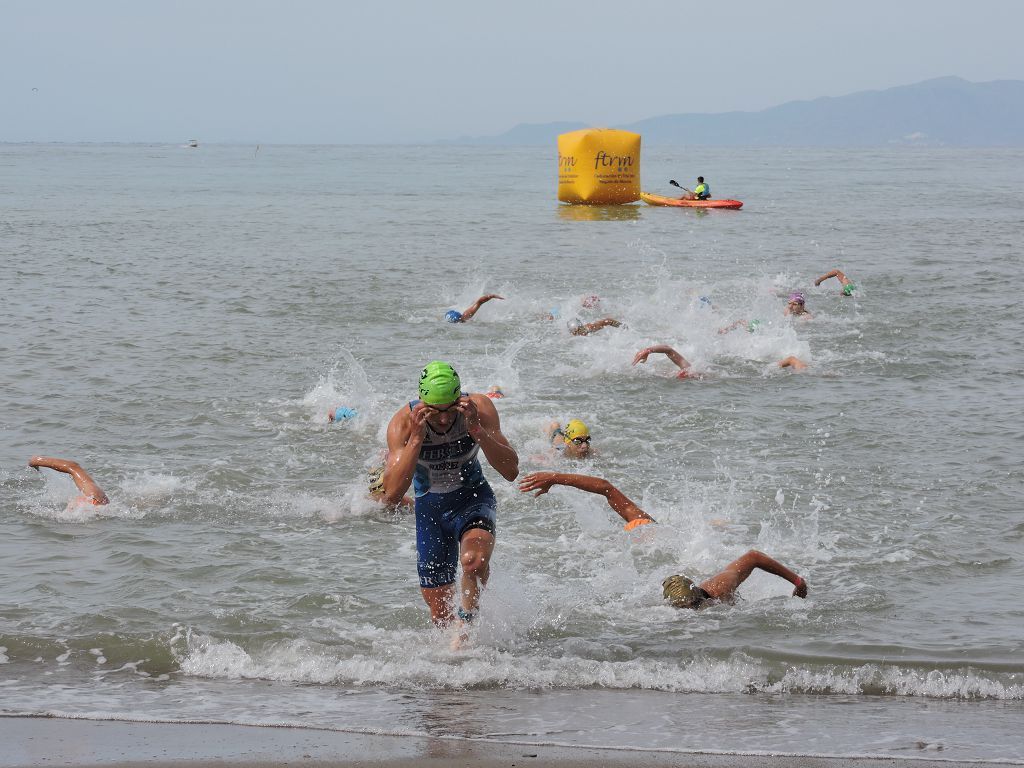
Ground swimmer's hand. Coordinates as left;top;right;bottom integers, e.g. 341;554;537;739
632;348;653;365
519;471;560;497
454;395;484;438
482;294;505;302
408;403;431;443
793;577;808;599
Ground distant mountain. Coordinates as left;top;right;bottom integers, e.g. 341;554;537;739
446;77;1024;147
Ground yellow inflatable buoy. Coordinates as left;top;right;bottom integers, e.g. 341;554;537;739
557;129;641;205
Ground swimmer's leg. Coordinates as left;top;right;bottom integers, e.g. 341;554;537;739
458;528;494;618
420;584;456;626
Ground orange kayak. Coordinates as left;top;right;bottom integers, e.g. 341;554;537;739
640;192;743;209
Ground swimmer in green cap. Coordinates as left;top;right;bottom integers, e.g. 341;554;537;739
382;361;519;639
718;318;765;334
519;472;808;608
814;269;857;296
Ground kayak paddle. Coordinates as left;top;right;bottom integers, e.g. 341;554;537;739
669;179;693;194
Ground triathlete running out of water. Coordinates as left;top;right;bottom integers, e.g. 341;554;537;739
28;456;109;507
382;361;519;632
632;345;697;379
815;269;858;296
546;419;593;459
444;294;504;323
568;317;622;336
518;472;808;607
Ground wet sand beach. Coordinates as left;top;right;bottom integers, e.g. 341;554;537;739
2;716;1004;768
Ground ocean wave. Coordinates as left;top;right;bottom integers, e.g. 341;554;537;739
174;629;1024;701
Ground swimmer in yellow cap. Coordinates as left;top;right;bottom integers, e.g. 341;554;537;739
518;471;808;608
546;419;593;459
28;456;109;507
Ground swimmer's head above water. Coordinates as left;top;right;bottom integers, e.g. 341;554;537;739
444;310;464;323
842;283;857;297
562;418;592;458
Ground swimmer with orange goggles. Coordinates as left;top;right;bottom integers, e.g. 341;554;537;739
519;471;654;531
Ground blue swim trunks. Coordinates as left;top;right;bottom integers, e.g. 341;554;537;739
415;484;496;588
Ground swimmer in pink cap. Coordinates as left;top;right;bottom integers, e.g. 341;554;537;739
784;292;812;318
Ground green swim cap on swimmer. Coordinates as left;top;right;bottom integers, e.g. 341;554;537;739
418;360;462;405
662;574;703;608
842;283;857;296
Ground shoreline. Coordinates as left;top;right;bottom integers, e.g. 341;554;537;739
2;715;1019;768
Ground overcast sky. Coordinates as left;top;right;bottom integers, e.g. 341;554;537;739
4;0;1023;143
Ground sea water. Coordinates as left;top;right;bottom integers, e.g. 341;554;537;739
1;143;1022;761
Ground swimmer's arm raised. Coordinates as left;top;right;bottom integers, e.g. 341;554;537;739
381;408;424;505
632;345;690;372
814;269;848;286
459;294;504;322
28;455;109;505
463;395;519;481
519;472;653;525
584;318;621;333
717;320;748;335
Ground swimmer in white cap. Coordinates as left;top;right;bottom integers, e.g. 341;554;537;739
568;317;622;336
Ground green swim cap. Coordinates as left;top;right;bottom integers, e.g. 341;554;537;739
418;361;462;405
662;574;703;608
747;319;763;332
842;284;857;296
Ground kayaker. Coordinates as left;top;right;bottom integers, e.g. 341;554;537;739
518;471;808;607
381;361;519;640
681;176;711;200
815;269;858;296
444;293;504;323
